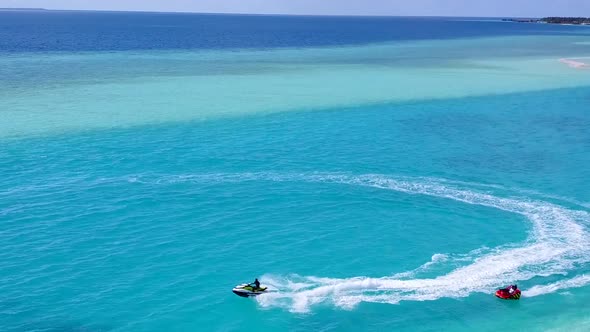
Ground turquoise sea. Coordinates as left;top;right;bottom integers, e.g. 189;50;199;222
1;11;590;331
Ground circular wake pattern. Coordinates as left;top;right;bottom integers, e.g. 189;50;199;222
10;171;588;312
141;172;590;312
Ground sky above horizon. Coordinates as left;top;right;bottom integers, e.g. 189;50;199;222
0;0;589;17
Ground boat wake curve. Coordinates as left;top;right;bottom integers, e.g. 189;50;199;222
129;171;590;312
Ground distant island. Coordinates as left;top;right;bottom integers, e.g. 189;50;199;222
541;17;590;25
503;17;590;25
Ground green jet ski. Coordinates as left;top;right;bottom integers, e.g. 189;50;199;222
232;283;268;297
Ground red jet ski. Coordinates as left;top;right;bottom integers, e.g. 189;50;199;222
495;285;521;300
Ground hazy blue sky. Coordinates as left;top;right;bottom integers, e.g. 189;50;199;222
1;0;589;17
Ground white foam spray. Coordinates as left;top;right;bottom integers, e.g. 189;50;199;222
526;275;590;297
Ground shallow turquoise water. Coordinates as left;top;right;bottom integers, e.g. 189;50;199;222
2;88;590;331
2;13;590;332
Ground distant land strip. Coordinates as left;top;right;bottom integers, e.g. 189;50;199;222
504;17;590;25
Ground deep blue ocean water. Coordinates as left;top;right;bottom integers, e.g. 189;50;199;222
1;11;590;332
1;11;589;52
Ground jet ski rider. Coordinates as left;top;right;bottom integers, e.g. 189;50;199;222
252;278;261;290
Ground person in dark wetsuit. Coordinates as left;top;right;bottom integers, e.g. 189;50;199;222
252;278;260;290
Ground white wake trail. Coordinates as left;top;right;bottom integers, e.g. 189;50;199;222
252;174;590;312
145;172;590;312
525;275;590;297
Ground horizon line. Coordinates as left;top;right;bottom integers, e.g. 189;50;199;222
0;7;546;19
